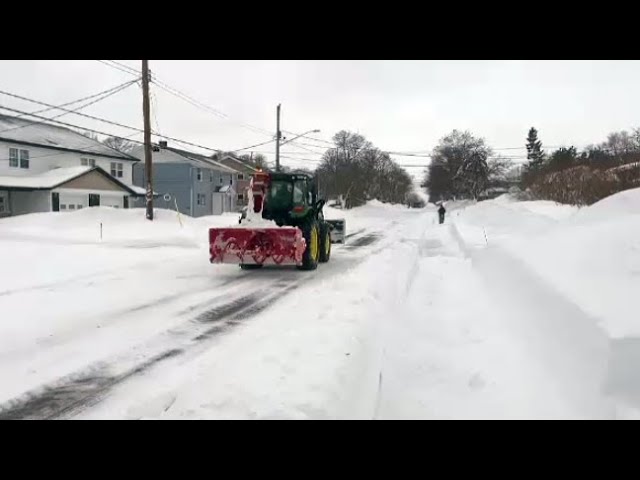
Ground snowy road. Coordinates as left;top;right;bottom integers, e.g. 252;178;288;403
1;192;639;419
0;208;401;419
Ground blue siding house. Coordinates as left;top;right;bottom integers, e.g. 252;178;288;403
130;144;239;217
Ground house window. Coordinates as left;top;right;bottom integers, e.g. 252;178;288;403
210;171;214;182
9;148;18;167
237;193;244;202
0;194;6;213
110;162;123;178
219;177;223;185
60;204;67;210
68;204;76;210
197;193;206;206
20;150;29;169
81;158;96;167
9;148;29;169
77;205;83;209
196;168;203;181
238;173;245;181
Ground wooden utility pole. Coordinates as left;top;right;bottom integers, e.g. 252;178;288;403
275;103;281;172
142;60;153;220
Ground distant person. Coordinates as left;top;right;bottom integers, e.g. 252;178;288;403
438;203;446;224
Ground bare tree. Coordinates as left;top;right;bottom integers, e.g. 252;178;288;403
103;136;135;153
239;153;269;169
425;130;493;202
315;131;413;208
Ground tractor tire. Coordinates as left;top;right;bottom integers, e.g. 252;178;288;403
297;219;320;271
240;264;263;270
319;222;331;263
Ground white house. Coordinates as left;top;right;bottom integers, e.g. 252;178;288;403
0;113;143;217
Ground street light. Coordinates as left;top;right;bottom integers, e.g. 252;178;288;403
280;129;321;146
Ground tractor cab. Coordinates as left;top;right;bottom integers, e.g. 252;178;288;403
262;173;323;226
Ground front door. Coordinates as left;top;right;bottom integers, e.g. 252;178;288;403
51;192;60;212
123;196;129;209
89;194;100;207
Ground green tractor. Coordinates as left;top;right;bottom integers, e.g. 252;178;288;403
211;171;343;270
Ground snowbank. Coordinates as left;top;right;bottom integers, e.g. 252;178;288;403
572;187;640;223
0;207;239;246
454;189;640;415
453;190;640;337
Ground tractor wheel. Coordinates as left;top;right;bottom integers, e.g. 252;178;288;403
297;219;320;271
319;222;331;263
240;264;263;270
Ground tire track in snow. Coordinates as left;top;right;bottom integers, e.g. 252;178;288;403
0;223;392;419
0;280;300;420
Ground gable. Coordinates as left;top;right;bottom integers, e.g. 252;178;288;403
58;170;130;192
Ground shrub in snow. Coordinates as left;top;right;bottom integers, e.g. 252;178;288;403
530;165;632;206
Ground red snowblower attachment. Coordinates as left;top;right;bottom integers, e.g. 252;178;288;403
209;171;307;266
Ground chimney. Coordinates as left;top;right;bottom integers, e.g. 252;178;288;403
159;140;168;149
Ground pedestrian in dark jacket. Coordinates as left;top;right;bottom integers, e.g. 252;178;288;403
438;203;446;224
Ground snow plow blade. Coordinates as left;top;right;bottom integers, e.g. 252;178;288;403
209;227;306;266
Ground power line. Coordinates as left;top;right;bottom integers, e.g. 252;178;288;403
0;81;140;135
97;60;276;138
97;60;138;77
0;104;223;156
233;138;276;152
282;131;334;146
0;85;232;156
285;140;325;155
105;60;138;75
0;79;138;126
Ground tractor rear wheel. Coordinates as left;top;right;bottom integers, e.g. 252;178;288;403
319;222;331;263
297;219;320;271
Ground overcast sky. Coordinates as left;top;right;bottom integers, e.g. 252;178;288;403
2;60;640;179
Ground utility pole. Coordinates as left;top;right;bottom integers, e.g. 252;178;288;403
142;60;153;221
275;103;281;172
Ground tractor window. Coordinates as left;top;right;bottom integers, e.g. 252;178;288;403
293;180;306;205
268;181;293;209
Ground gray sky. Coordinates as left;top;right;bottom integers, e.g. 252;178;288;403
2;60;640;178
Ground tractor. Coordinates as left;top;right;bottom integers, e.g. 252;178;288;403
209;170;345;270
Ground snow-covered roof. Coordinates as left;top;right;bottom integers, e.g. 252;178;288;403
0;114;136;161
217;154;258;173
130;146;238;174
0;166;93;189
193;156;239;174
218;185;235;193
0;166;137;194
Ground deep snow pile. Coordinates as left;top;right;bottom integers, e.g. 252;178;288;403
0;207;239;294
454;190;640;417
485;190;640;339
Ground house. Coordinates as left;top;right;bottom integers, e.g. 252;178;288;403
130;144;240;217
210;154;259;209
0;113;142;217
0;166;139;217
